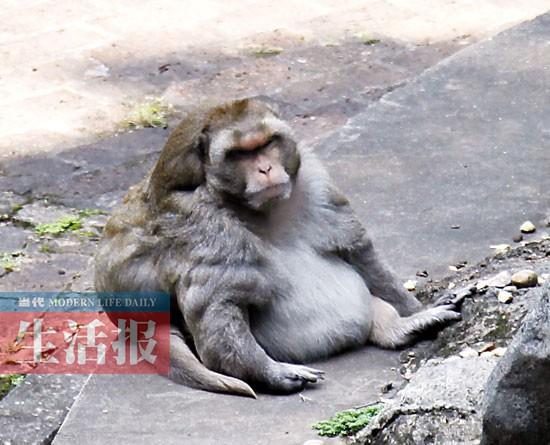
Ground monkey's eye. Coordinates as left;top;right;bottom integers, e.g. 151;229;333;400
226;135;278;161
225;148;255;161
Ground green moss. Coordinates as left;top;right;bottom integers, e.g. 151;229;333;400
484;312;510;341
35;215;82;236
38;243;56;254
0;374;24;399
359;35;381;46
123;99;172;129
0;252;22;272
78;208;107;218
10;203;23;213
252;46;283;57
312;405;383;437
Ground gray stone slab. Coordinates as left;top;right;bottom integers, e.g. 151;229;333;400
0;375;88;445
318;12;550;279
52;349;399;445
37;11;550;445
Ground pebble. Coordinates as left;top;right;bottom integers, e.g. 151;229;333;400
538;276;547;285
511;270;539;288
403;280;417;291
497;290;513;304
459;347;479;358
487;271;512;288
476;342;496;354
503;285;517;292
490;244;511;255
492;347;507;357
512;234;523;243
520;221;536;233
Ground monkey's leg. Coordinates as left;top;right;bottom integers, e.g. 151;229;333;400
346;237;423;316
190;303;324;394
368;296;461;348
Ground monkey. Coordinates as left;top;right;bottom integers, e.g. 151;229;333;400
94;98;461;398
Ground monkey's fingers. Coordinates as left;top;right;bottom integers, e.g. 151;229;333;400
291;365;325;382
433;304;463;321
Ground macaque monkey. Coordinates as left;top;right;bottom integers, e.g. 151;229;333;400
95;98;460;398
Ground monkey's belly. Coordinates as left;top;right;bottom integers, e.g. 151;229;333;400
250;246;373;363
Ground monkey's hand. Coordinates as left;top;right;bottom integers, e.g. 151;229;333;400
265;362;325;393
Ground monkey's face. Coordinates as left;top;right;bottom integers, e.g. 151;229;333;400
206;114;301;211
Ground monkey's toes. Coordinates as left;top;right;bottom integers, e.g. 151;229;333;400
268;363;325;393
433;304;462;321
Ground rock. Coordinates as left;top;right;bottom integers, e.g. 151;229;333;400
511;270;539;288
0;224;30;252
13;201;74;227
490;244;510;255
476;342;496;354
403;280;417;291
539;276;547;285
459;347;479;358
492;347;507;357
512;234;523;243
481;285;550;445
497;290;513;304
503;285;517;292
486;271;512;288
355;357;498;445
520;220;536;233
476;279;489;292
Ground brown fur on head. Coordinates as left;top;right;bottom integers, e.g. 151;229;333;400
147;98;300;211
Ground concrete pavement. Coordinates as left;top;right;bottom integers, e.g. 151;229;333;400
51;11;550;445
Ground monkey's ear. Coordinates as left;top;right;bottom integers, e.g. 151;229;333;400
147;111;209;205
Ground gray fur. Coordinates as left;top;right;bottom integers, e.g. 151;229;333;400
95;99;460;397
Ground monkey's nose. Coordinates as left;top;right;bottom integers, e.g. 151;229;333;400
258;165;272;175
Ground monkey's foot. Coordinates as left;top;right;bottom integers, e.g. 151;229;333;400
266;363;325;393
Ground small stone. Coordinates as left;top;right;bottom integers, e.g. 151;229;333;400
477;342;496;354
459;347;479;358
416;270;429;277
520;221;536;233
451;224;461;229
503;285;517;292
492;347;507;357
538;276;546;285
448;282;456;290
448;265;458;272
497;290;513;304
490;244;511;255
476;279;490;292
512;234;523;243
511;270;539;288
380;382;393;393
58;269;66;275
487;271;512;288
480;351;495;358
403;280;417;291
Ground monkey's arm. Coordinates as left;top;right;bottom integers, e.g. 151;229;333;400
323;187;423;316
344;235;423;316
181;282;323;393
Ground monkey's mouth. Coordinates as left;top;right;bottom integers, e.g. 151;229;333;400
246;183;291;209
